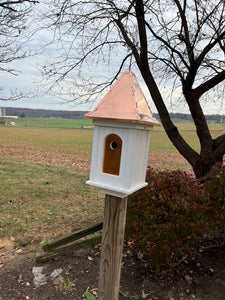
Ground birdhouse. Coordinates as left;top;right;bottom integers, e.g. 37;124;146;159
84;71;160;198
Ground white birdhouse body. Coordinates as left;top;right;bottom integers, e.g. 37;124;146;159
85;71;160;198
87;120;152;198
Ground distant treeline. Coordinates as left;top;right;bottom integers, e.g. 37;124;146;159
3;107;89;119
1;107;225;123
154;113;225;123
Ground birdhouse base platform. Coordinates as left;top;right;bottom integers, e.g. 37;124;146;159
86;180;148;198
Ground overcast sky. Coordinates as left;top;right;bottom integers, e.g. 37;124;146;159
1;50;223;116
0;3;224;116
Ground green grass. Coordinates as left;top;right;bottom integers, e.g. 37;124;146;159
151;121;224;153
1;120;223;155
0;126;93;154
150;130;201;153
0;120;224;242
8;117;93;128
0;158;104;242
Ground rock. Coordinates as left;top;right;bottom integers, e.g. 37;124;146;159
32;266;47;287
15;249;23;254
50;268;64;285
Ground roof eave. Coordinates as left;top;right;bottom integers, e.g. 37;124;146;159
84;115;160;126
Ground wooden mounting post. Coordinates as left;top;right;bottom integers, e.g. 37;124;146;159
98;194;128;300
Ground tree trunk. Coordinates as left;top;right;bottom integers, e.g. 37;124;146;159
192;155;223;179
127;2;225;179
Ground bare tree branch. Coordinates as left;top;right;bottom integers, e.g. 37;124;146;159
0;0;37;100
193;70;225;97
41;0;225;177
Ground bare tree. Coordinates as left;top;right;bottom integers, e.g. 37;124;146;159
43;0;225;178
0;0;38;100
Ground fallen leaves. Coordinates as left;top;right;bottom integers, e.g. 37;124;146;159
142;289;150;298
0;141;193;173
0;143;91;170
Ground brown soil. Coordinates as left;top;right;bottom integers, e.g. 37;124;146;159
0;241;224;300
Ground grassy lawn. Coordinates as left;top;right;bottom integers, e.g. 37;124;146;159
0;157;104;244
8;117;93;128
0;126;93;149
0;120;224;244
0;126;93;166
151;121;224;153
1;120;223;154
150;130;202;152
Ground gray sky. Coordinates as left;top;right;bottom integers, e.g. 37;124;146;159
0;3;224;116
0;50;223;116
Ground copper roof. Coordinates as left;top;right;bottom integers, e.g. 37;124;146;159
84;71;160;126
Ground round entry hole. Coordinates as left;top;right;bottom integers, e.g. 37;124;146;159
110;141;117;150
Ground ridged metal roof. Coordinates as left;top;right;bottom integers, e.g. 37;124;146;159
84;71;160;126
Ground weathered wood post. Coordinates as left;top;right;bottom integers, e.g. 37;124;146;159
84;71;160;300
98;194;128;299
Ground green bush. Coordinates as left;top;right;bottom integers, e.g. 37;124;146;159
125;168;210;273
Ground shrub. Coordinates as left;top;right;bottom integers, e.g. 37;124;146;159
125;168;210;273
201;163;225;208
201;163;225;231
